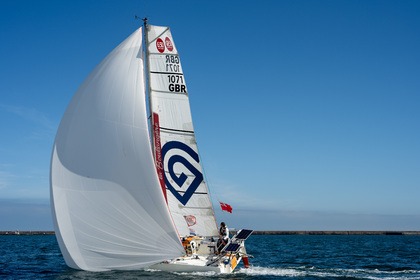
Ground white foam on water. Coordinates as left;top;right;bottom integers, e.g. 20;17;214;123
235;266;420;279
144;268;161;273
173;271;217;277
331;268;420;280
235;266;306;277
145;265;420;279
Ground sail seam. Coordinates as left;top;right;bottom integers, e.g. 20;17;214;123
160;126;194;134
150;71;184;75
148;51;177;55
168;190;209;195
151;89;188;96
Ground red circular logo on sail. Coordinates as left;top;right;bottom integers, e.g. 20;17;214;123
165;37;173;52
156;38;165;53
184;215;196;226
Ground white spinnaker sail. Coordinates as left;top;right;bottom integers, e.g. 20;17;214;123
50;27;184;272
147;25;218;237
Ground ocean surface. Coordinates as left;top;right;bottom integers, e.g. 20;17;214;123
1;234;420;279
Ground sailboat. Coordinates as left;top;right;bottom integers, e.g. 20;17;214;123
50;19;252;273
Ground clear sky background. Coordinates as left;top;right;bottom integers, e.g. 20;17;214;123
1;0;419;231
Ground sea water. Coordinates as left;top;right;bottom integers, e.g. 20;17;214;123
1;234;419;279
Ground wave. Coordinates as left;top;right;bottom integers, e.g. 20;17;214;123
234;266;420;279
147;265;420;279
173;271;217;277
235;266;306;277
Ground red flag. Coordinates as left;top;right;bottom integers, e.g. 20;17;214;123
219;202;233;213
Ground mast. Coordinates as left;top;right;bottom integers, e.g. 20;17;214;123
142;17;154;158
142;17;152;123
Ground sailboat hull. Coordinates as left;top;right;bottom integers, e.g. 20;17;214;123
150;229;253;274
150;255;241;274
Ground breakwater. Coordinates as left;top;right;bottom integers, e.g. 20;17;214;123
2;230;420;235
0;231;55;235
250;230;420;235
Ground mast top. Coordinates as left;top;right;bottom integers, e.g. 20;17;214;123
134;15;148;28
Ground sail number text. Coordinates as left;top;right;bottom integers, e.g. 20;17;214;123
165;55;185;93
166;55;181;73
168;75;183;84
167;75;186;93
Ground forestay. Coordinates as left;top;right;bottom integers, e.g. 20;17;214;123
50;27;184;271
146;25;218;237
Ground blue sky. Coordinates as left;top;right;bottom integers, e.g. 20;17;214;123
1;0;419;231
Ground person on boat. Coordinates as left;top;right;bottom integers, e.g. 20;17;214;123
217;222;229;253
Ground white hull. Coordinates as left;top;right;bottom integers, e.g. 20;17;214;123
150;254;241;274
150;230;253;274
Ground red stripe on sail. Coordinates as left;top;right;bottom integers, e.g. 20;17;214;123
153;112;167;202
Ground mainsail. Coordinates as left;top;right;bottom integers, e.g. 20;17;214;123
50;27;184;271
146;25;218;237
